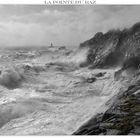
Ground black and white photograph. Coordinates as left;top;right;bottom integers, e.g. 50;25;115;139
0;1;140;136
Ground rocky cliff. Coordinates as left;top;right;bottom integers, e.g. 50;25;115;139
73;22;140;135
73;82;140;135
80;22;140;68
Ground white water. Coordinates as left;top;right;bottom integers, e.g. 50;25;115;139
33;47;89;66
0;47;124;135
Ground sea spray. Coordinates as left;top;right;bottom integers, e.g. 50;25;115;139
33;47;89;67
64;47;90;65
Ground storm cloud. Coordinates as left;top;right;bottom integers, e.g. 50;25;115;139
0;5;140;47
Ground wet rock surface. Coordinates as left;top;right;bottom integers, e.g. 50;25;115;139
80;22;140;68
73;22;140;135
73;84;140;135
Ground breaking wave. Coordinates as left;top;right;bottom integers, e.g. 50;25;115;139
34;47;89;67
0;67;24;89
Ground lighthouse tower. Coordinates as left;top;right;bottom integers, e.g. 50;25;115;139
51;42;53;47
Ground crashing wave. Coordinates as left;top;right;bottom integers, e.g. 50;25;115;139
0;67;24;89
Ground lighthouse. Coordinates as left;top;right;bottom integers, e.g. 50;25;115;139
50;42;53;47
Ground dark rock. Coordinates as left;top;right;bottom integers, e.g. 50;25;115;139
73;84;140;135
73;22;140;135
95;72;106;77
86;77;96;83
123;56;140;70
79;22;140;68
105;129;120;135
58;46;66;50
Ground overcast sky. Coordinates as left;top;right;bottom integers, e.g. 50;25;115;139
0;5;140;47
